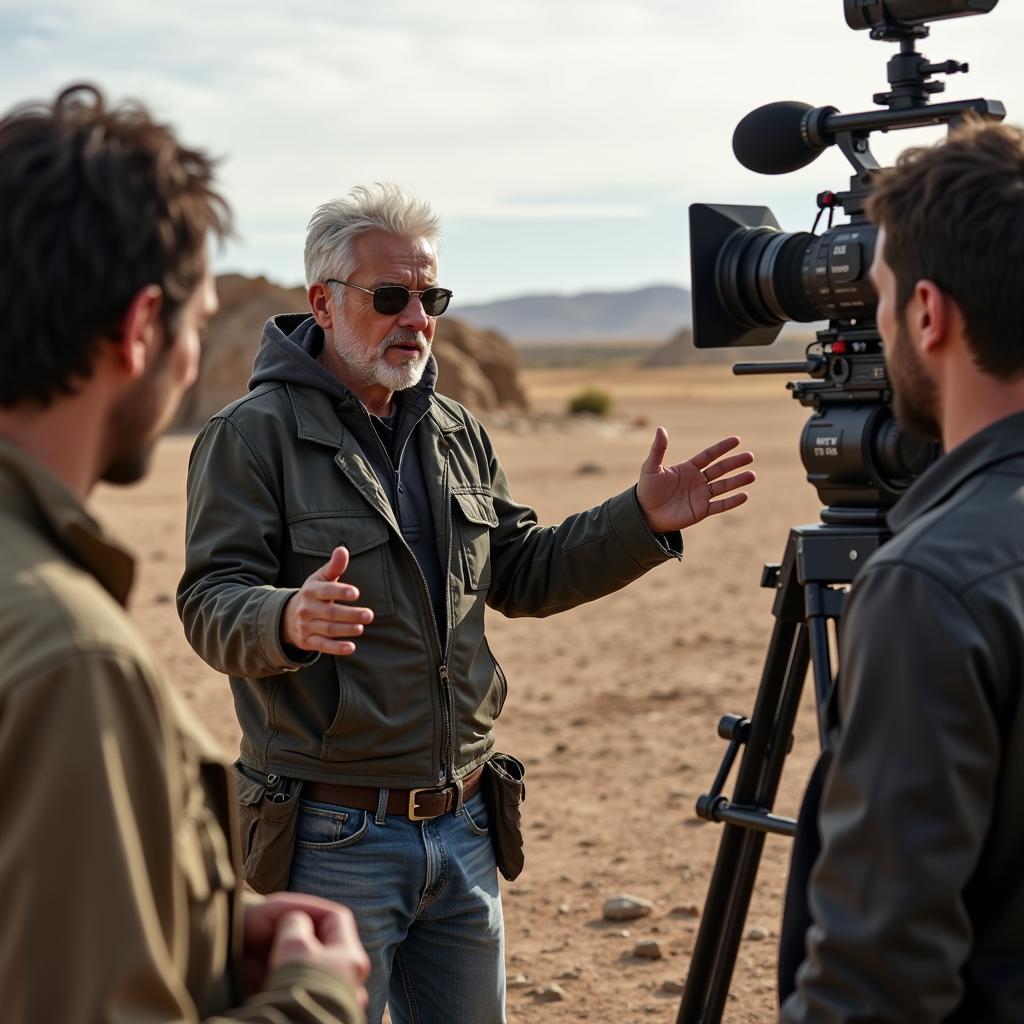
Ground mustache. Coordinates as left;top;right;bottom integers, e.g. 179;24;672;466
377;330;429;357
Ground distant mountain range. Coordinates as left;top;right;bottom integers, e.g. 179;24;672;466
453;284;691;343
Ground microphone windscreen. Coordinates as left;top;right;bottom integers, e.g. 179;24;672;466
733;101;820;175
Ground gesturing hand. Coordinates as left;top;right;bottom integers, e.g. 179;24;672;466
280;546;374;656
637;429;755;534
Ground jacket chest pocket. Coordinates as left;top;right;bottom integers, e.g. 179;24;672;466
289;513;395;619
452;490;498;590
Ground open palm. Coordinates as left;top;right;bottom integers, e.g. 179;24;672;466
637;428;755;534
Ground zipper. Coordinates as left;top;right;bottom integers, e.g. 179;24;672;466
363;406;455;785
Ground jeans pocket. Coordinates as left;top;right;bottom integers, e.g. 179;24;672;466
461;794;491;838
295;802;370;851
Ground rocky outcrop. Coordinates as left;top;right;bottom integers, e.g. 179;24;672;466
174;273;528;429
432;317;529;413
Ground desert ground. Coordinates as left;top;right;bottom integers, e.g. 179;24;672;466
93;360;829;1023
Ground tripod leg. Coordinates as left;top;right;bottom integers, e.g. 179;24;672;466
677;619;810;1023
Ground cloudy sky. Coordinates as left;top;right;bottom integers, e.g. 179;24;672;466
1;0;1020;303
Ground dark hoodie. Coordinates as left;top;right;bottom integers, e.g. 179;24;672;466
248;313;446;641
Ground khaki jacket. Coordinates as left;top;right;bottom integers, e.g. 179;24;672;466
0;441;362;1023
178;339;681;788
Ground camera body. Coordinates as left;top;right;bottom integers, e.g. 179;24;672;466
688;0;1003;523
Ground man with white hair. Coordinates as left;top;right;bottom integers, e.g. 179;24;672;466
178;183;755;1023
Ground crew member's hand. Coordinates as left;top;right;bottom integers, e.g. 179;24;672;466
636;429;755;533
242;892;370;1003
280;546;374;655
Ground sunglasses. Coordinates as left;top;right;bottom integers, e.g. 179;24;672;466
326;278;453;317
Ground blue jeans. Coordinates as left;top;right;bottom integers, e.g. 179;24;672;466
288;788;505;1024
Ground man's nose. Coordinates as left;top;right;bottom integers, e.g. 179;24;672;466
397;295;430;331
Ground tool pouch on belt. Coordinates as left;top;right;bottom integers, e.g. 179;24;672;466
232;761;303;894
482;752;527;881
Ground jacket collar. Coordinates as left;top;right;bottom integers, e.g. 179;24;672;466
286;359;464;449
0;440;134;605
888;408;1024;533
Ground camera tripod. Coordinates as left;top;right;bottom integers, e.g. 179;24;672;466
676;518;888;1023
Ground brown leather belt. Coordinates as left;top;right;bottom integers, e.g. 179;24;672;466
303;765;485;821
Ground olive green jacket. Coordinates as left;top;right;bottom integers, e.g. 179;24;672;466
177;323;681;788
0;441;362;1024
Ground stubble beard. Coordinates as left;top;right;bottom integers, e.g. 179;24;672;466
334;321;431;393
100;350;175;485
889;317;941;442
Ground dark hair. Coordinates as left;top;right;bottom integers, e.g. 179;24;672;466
867;118;1024;378
0;83;231;407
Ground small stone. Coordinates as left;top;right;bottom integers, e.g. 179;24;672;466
557;903;571;915
575;462;606;475
557;967;582;980
603;929;630;938
533;984;567;1003
660;979;686;995
633;939;665;960
669;904;701;919
747;926;767;941
508;974;533;988
603;895;654;921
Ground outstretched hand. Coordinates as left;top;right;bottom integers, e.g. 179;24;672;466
280;546;374;656
637;428;755;534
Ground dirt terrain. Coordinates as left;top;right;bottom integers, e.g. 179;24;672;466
92;363;829;1023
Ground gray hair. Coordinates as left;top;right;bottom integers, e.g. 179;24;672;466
304;183;441;287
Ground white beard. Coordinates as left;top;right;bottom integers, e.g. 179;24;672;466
334;322;431;393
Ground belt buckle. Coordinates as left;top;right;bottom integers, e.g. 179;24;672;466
408;786;441;821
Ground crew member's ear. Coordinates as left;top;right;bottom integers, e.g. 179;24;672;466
914;279;956;356
308;282;335;330
114;285;163;378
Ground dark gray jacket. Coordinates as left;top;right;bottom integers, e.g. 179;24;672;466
780;410;1024;1023
177;315;681;789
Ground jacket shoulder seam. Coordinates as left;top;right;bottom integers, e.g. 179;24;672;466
207;415;277;496
856;557;988;636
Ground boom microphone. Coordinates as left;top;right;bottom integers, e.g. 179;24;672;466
732;101;837;175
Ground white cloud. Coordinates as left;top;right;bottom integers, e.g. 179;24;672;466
1;0;1021;298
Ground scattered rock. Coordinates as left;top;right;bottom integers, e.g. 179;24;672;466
557;968;582;980
575;462;606;475
557;903;572;915
603;929;630;939
633;939;665;960
669;905;701;919
660;979;686;995
533;984;567;1003
747;926;768;942
508;974;533;988
603;895;654;921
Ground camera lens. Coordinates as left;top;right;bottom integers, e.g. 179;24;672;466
713;220;877;335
